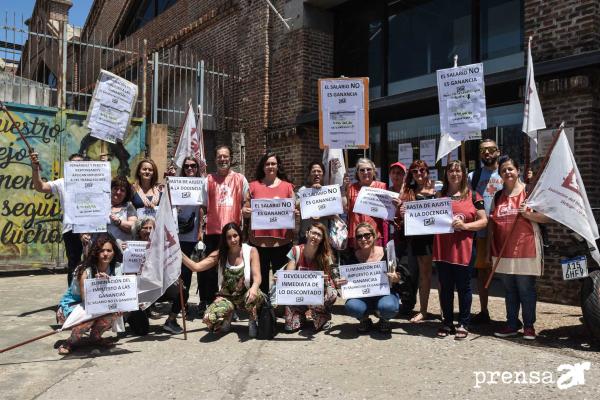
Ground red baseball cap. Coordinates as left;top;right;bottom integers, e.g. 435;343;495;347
389;162;407;173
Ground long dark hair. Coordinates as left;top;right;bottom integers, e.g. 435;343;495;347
76;234;121;280
440;160;469;199
306;161;325;185
402;160;431;201
255;151;290;183
218;222;243;268
180;156;200;177
307;222;334;273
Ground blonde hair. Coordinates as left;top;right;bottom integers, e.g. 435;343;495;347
355;222;378;240
354;158;378;180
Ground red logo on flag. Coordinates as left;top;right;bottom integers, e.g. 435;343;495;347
561;168;580;196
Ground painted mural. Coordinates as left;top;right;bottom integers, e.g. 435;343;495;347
0;102;146;267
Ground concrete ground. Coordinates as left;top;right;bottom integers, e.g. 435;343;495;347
1;273;599;400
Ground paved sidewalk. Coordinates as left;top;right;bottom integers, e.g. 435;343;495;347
1;274;598;400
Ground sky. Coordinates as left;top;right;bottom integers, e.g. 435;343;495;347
3;0;94;27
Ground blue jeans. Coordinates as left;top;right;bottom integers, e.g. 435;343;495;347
345;293;399;321
499;274;537;329
437;262;472;327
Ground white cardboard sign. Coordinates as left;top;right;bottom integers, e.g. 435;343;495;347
398;143;413;167
84;276;139;314
404;197;454;236
64;161;111;226
122;241;148;274
275;270;324;306
251;198;295;230
168;177;206;206
339;261;390;299
419;139;437;166
353;187;399;221
298;184;343;219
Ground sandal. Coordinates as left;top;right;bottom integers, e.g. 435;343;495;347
455;326;469;341
410;312;428;323
58;343;72;355
437;325;455;338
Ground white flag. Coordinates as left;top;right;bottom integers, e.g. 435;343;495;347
436;132;462;163
522;39;546;161
527;130;600;264
173;102;200;168
323;148;346;186
61;304;95;330
137;191;182;308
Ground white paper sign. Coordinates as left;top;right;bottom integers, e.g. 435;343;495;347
84;276;139;314
251;198;295;230
168;177;206;206
275;270;324;305
561;256;588;280
123;241;148;274
419;139;436;166
353;187;399;221
398;143;413;167
404;197;454;236
339;261;390;299
320;78;367;149
73;224;107;234
298;185;343;219
64;161;111;225
436;63;487;138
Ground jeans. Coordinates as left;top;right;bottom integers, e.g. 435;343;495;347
345;293;400;321
255;243;293;294
437;262;472;327
499;273;537;329
198;234;220;305
63;231;83;287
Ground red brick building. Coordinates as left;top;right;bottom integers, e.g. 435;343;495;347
38;0;600;304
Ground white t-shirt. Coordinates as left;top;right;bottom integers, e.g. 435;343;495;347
48;178;72;234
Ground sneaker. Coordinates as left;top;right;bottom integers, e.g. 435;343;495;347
494;325;518;338
163;319;183;334
357;317;373;333
376;318;391;333
470;310;491;325
522;327;536;340
248;320;258;338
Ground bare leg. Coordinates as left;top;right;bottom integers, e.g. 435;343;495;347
411;255;432;322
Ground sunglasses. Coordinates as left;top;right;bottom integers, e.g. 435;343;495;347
184;164;198;169
356;232;373;240
411;168;427;174
480;147;498;154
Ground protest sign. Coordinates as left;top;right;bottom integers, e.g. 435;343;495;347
168;177;206;206
251;198;295;230
84;276;139;314
64;161;111;226
298;185;343;219
339;261;390;299
123;241;148;274
404;197;454;236
353;187;399;221
319;78;369;149
275;270;324;306
419;139;436;166
398;143;413;167
436;63;486;140
441;147;459;167
85;70;138;143
73;224;107;234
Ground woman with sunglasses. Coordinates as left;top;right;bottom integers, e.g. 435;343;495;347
346;158;389;249
243;151;295;295
400;160;436;323
282;222;338;332
434;160;487;340
336;223;402;333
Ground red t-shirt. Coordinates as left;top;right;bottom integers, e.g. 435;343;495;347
490;189;536;258
347;181;389;248
433;191;484;266
205;172;247;235
249;180;295;239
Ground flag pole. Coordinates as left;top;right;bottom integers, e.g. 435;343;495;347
451;55;467;163
485;122;565;288
178;278;188;340
523;36;534;177
0;100;41;170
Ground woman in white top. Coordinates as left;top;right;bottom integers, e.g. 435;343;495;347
182;223;264;338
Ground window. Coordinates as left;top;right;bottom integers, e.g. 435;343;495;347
119;0;179;38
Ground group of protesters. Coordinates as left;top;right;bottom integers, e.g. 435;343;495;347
28;138;553;354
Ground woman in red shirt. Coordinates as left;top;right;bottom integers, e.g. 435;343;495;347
244;151;295;295
490;156;551;341
434;160;487;339
346;158;389;249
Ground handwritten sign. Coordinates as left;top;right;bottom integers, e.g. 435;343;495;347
404;197;454;236
353;187;399;221
275;270;324;305
298;184;343;219
251;198;295;230
168;177;206;206
84;276;139;314
122;241;148;274
339;261;390;299
64;161;111;226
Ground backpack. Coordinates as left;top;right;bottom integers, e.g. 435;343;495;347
257;294;277;340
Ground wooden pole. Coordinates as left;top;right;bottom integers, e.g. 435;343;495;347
178;278;188;340
485;123;565;288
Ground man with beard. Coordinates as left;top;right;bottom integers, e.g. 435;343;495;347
199;145;249;311
468;139;503;324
